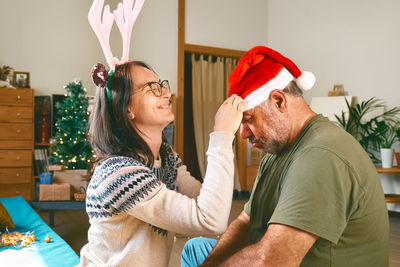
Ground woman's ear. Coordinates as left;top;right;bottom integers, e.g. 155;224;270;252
128;110;135;120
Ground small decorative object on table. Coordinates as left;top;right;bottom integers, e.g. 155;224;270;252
74;186;86;202
328;84;344;96
39;173;53;184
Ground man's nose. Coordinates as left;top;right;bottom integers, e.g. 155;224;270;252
240;123;252;139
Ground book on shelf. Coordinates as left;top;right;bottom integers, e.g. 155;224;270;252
34;148;50;176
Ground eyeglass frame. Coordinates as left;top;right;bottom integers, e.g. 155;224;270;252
136;80;170;97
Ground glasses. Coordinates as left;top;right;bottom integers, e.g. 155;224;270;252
138;80;170;97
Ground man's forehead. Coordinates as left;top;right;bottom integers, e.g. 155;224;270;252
243;107;256;117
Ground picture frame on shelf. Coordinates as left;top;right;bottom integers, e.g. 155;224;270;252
13;71;30;88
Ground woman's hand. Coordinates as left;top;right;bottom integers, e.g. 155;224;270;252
214;94;247;134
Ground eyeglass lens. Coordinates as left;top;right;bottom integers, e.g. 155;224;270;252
150;81;169;96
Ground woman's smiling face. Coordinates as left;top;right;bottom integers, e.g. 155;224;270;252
129;65;174;132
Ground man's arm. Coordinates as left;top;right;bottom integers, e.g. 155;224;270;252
201;210;250;266
219;223;317;267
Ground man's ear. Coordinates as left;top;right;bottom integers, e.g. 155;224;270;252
269;89;287;112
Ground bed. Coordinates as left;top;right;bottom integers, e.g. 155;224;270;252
0;196;80;267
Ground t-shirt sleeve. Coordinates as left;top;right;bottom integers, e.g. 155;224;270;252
269;147;359;244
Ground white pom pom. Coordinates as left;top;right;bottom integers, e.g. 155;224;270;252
295;71;315;91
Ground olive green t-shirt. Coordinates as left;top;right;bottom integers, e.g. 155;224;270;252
244;115;389;267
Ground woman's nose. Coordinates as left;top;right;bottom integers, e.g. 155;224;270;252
162;87;171;97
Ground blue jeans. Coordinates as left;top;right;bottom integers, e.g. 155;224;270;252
181;237;217;267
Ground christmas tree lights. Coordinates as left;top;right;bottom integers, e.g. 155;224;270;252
50;80;93;169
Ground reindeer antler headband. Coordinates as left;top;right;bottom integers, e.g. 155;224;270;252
88;0;145;107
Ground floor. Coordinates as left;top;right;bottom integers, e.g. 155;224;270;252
36;201;400;267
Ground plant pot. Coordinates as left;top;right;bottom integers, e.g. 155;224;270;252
380;148;394;168
395;152;400;168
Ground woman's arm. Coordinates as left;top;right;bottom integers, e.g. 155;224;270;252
127;132;235;235
175;165;202;198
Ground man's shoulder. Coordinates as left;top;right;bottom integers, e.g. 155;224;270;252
300;118;363;160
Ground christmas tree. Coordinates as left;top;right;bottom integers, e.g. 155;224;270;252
51;80;93;169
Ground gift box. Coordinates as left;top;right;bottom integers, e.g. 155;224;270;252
39;173;53;184
52;170;89;197
48;165;65;171
39;183;71;201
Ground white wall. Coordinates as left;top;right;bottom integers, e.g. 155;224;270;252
0;0;177;97
186;0;268;51
267;0;400;211
2;0;398;106
267;0;400;110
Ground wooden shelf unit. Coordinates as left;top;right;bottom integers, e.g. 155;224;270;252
376;166;400;174
376;166;400;204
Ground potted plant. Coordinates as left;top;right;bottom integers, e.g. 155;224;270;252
0;65;14;88
335;97;400;165
395;127;400;168
375;121;397;168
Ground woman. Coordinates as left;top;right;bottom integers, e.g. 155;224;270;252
78;61;246;266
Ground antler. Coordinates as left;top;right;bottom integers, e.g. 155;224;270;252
88;0;145;70
88;0;116;69
113;0;145;63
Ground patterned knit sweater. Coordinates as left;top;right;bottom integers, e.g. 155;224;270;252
77;132;235;267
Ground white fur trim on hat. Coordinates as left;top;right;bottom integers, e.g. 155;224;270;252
243;68;294;111
295;71;315;90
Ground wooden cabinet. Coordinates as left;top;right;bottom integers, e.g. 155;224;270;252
0;87;34;200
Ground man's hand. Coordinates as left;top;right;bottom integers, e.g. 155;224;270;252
214;94;247;134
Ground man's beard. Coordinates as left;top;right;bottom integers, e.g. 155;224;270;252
249;116;290;155
250;136;288;155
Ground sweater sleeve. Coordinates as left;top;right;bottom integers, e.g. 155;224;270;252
125;131;235;235
175;165;202;198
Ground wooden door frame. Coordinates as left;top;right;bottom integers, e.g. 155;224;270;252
177;0;249;189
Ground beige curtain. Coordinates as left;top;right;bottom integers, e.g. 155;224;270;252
191;55;240;190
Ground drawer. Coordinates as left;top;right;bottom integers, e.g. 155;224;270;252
0;140;33;149
0;123;33;140
0;183;32;200
0;106;33;123
0;88;33;106
0;150;32;167
0;167;31;184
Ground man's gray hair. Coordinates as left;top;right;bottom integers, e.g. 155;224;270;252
282;81;303;97
258;81;303;113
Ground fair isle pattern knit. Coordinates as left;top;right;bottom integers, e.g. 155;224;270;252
86;144;181;235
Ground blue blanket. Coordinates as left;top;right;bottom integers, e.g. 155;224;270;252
0;196;79;267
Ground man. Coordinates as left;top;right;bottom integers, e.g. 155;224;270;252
181;46;389;266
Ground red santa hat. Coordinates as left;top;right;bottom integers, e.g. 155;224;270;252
229;46;315;110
